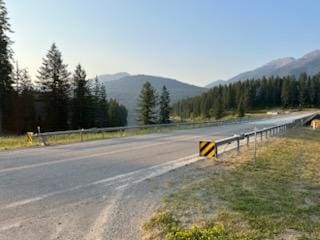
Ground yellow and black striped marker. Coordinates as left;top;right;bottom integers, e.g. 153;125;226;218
26;132;33;144
199;141;216;158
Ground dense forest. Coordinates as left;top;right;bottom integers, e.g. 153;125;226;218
172;73;320;120
0;0;127;134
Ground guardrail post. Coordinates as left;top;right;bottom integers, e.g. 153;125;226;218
80;129;84;142
265;129;268;139
215;146;218;159
253;127;257;164
260;132;263;142
246;136;249;146
237;137;240;153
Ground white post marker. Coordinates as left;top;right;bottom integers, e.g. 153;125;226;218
253;127;257;164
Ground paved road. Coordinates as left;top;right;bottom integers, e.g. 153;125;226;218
0;112;312;240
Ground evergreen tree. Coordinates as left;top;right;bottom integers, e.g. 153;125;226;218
12;63;33;93
298;72;307;108
37;43;71;131
281;77;291;108
0;0;13;133
118;104;128;126
137;82;157;125
159;85;170;124
90;77;108;127
11;65;35;133
212;87;223;119
71;64;91;129
237;97;245;117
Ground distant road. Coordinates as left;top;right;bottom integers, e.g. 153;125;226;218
0;112;313;240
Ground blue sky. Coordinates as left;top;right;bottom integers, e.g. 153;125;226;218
6;0;320;86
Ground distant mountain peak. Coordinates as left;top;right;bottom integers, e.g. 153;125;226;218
205;49;320;87
97;72;130;82
263;57;296;68
301;49;320;59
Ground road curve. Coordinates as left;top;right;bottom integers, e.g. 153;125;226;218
0;112;312;240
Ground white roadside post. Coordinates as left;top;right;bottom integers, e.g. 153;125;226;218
253;127;257;165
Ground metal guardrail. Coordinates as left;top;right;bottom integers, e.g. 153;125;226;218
214;123;291;157
34;116;272;145
214;113;316;158
33;113;317;147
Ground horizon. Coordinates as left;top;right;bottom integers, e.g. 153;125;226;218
7;0;320;86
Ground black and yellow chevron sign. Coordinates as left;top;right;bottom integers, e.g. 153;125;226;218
199;141;216;158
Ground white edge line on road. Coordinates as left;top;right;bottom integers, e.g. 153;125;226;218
1;154;200;210
0;135;199;174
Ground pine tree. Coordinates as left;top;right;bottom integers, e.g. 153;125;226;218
237;97;245;117
0;0;13;133
90;77;108;127
298;72;307;108
71;64;91;129
281;77;291;108
37;43;71;131
137;82;157;125
11;65;35;133
212;87;223;119
118;104;128;126
12;63;33;93
159;85;170;124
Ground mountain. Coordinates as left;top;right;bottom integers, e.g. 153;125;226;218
205;80;226;88
97;72;130;82
102;74;206;125
206;49;320;86
228;57;296;83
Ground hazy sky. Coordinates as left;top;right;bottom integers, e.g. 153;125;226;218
6;0;320;86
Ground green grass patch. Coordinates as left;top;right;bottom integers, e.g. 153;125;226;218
143;128;320;239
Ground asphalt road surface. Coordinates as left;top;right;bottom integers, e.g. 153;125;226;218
0;112;313;240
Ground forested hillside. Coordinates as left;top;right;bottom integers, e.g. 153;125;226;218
102;75;206;125
0;1;127;134
172;73;320;120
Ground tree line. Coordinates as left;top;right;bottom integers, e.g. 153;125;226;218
0;0;127;134
172;73;320;120
137;82;171;125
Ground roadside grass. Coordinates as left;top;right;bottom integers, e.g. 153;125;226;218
142;128;320;240
0;115;261;151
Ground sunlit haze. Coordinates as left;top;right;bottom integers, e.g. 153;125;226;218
7;0;320;86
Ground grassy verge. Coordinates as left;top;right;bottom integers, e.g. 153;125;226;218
142;128;320;240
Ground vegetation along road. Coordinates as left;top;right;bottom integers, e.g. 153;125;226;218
0;112;314;240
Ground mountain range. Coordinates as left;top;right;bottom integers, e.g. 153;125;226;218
100;74;206;125
99;49;320;124
206;49;320;88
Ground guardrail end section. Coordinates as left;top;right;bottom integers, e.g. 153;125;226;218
199;141;216;158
